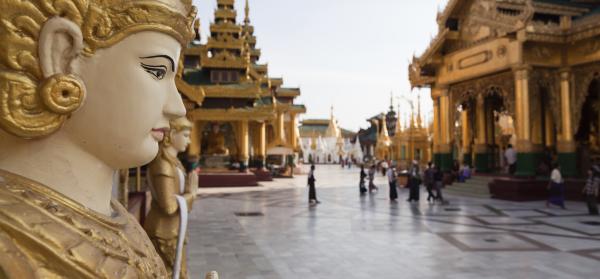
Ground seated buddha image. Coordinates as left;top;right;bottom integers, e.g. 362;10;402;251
205;123;229;155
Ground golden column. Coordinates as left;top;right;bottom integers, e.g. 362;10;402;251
289;113;298;150
461;109;472;166
557;69;577;176
513;66;535;176
188;121;202;157
474;94;489;172
239;120;250;166
257;121;267;163
436;86;454;171
276;111;286;145
432;97;441;155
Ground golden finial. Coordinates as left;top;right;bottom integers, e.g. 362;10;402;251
245;0;251;24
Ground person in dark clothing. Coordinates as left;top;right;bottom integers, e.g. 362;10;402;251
434;166;445;203
368;165;378;193
308;165;319;204
359;165;367;194
424;162;436;203
407;161;421;202
582;165;600;215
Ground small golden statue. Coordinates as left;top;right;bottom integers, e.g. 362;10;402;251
205;123;230;155
0;0;196;277
145;117;198;279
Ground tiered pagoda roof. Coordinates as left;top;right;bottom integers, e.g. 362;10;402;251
177;0;306;120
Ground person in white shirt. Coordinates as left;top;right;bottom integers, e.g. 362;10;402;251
386;166;398;201
504;144;517;175
547;163;565;209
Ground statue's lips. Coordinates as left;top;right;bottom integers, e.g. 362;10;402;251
151;128;168;142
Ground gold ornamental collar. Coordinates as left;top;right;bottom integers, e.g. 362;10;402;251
0;169;128;227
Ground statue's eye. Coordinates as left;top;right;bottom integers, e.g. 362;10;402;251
141;63;167;80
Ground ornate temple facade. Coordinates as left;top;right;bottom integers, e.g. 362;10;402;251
177;0;306;172
410;0;600;177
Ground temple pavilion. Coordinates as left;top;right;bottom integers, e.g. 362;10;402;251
298;110;360;164
410;0;600;180
177;0;306;184
359;98;432;168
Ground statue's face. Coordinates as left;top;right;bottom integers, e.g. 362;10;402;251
65;31;185;169
171;128;191;153
212;123;220;133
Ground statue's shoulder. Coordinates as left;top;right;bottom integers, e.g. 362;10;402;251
148;153;176;178
0;171;167;278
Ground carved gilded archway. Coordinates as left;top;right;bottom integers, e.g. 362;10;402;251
450;71;515;117
529;69;560;136
573;63;600;136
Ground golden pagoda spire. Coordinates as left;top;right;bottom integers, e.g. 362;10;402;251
410;106;416;129
379;114;391;144
417;94;423;129
244;0;250;25
394;107;402;136
325;106;340;138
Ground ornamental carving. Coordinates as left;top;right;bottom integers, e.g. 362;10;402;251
450;71;515;117
573;63;600;135
461;0;533;41
529;69;561;135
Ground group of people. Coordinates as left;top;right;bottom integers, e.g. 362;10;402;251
357;161;445;204
547;163;599;215
309;159;599;216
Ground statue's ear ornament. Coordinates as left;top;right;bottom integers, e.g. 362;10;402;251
40;74;86;115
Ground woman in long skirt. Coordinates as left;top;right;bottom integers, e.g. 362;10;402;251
547;164;565;209
359;165;367;194
582;166;600;215
407;161;421;202
308;165;319;204
368;165;378;192
387;167;398;201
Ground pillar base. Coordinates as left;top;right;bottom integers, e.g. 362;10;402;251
439;153;452;172
463;152;472;167
557;152;577;177
515;153;536;177
474;152;490;173
433;153;442;169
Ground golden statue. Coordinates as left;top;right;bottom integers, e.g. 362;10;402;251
145;117;198;279
205;123;230;155
0;0;197;278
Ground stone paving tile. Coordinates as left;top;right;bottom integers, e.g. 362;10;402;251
188;165;600;278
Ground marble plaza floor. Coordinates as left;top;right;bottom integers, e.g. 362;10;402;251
188;165;600;279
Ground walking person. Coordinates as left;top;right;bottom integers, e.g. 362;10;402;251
505;144;517;175
407;161;421;202
368;165;378;193
381;160;389;176
546;163;566;209
582;165;600;215
308;165;320;204
359;165;367;194
387;166;398;201
424;162;436;203
434;165;445;203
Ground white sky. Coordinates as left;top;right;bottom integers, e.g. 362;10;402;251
192;0;449;131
